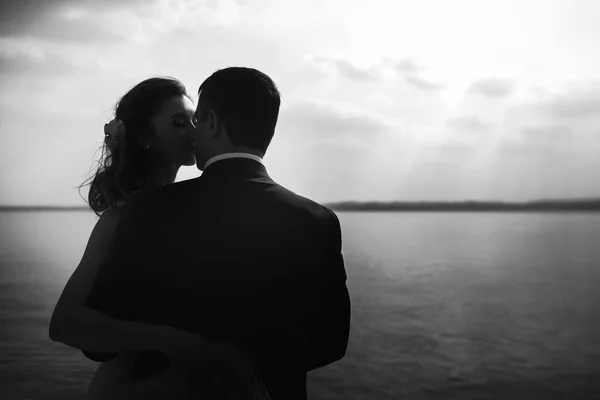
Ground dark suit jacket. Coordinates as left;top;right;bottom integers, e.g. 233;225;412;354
85;158;351;400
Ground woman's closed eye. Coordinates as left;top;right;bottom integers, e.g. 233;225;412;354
172;117;187;127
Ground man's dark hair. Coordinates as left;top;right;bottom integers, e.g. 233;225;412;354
197;67;281;153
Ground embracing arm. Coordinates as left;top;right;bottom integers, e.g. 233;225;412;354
48;207;203;357
305;210;351;372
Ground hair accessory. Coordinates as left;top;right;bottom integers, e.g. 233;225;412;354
104;118;125;142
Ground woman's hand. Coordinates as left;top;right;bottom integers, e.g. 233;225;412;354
158;325;217;367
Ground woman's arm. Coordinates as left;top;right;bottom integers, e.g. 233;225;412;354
48;208;207;355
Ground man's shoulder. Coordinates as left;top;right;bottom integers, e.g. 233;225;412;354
272;184;338;224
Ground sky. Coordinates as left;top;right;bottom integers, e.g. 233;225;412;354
1;0;600;205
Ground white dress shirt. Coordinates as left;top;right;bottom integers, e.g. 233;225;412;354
203;152;264;170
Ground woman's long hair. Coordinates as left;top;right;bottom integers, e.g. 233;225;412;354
80;77;191;215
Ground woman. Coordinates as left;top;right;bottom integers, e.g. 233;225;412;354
49;77;270;399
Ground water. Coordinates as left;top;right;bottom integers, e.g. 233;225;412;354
1;211;600;399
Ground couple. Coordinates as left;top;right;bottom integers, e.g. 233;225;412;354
49;67;351;400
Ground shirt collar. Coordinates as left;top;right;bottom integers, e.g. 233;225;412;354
203;152;264;170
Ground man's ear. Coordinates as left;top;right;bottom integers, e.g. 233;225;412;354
208;110;221;138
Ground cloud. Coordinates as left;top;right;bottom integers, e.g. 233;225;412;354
310;56;380;81
520;124;574;142
0;0;150;40
486;139;600;201
417;141;475;162
308;56;444;90
468;77;516;98
0;0;61;37
365;92;396;107
278;101;393;144
387;57;444;91
447;116;491;131
404;75;445;91
540;88;600;119
2;10;123;44
0;41;86;78
390;59;424;75
505;85;600;150
0;0;217;47
494;138;568;160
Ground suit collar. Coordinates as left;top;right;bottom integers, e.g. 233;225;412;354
203;152;264;170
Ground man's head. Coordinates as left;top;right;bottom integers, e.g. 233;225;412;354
191;67;281;170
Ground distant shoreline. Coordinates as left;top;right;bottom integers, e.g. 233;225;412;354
326;200;600;212
2;199;600;213
0;206;91;212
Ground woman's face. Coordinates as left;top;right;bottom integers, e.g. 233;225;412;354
148;95;197;166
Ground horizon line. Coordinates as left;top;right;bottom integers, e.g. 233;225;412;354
2;197;600;210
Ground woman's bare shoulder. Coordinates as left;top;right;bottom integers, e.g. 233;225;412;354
94;205;124;231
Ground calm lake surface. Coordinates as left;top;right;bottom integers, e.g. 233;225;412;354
1;211;600;399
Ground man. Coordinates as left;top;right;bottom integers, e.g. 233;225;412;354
87;67;351;400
